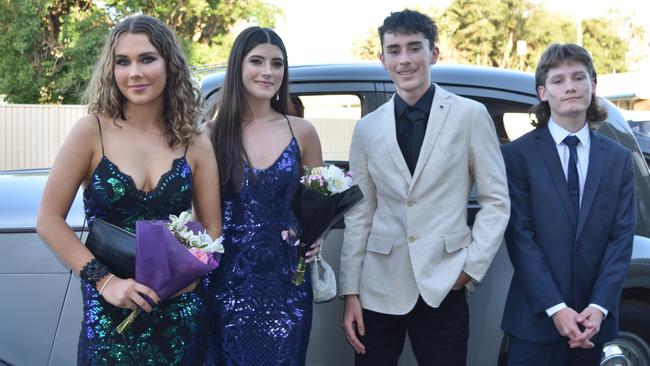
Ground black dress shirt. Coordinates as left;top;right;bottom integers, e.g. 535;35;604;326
394;85;435;175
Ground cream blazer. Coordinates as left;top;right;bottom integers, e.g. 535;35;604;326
339;85;510;314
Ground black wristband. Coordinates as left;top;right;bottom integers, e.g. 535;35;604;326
79;258;110;286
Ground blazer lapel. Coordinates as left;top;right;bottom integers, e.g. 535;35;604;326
535;127;578;228
410;85;451;189
380;96;411;184
576;131;608;237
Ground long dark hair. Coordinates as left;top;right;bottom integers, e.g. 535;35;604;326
210;27;292;189
531;43;607;129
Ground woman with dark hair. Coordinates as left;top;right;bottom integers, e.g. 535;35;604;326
204;26;323;365
37;15;220;365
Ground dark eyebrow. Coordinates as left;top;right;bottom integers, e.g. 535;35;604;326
385;41;423;50
114;51;159;58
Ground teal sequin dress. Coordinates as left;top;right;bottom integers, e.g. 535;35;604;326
78;118;208;365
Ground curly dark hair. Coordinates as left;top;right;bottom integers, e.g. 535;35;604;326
531;43;607;128
82;15;201;147
378;9;438;50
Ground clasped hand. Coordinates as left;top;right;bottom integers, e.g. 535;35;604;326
99;276;161;313
552;307;604;349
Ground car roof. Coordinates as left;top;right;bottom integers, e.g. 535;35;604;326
200;62;537;99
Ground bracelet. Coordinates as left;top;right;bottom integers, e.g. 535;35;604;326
98;274;115;295
79;258;110;286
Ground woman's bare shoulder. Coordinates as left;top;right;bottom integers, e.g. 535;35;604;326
188;124;215;159
286;115;318;138
66;114;104;143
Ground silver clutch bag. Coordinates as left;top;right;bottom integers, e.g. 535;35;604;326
310;255;337;303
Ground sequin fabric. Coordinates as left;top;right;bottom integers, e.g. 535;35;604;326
80;154;208;365
204;137;313;366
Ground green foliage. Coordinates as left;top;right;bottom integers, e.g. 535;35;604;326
442;0;630;72
350;0;636;74
0;0;280;104
106;0;280;65
352;28;379;61
583;18;628;73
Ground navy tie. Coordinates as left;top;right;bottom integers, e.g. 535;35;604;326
563;135;580;213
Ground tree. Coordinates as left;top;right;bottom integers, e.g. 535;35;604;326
348;0;636;74
351;28;379;61
442;0;630;72
0;0;280;104
583;17;628;73
105;0;281;65
0;0;111;103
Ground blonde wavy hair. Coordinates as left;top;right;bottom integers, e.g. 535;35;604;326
82;15;201;147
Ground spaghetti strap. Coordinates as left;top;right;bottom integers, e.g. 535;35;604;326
284;114;295;139
183;143;190;157
96;115;105;156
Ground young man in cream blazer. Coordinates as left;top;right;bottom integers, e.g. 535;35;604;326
339;9;510;366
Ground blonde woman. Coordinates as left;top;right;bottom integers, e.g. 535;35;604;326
37;15;220;365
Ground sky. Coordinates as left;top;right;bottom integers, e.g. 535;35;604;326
265;0;647;67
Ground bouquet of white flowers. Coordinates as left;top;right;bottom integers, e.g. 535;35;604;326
115;211;223;333
291;165;363;285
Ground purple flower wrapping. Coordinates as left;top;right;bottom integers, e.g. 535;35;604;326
135;220;220;301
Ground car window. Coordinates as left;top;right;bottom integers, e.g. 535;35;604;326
295;94;362;162
502;113;536;141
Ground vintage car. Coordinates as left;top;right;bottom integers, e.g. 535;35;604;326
1;63;649;365
625;110;650;166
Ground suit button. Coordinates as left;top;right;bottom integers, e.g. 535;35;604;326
407;201;414;207
408;236;416;243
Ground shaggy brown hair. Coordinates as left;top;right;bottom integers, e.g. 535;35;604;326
531;43;607;129
82;15;201;147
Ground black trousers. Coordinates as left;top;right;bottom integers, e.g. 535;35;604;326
507;335;603;366
355;290;469;366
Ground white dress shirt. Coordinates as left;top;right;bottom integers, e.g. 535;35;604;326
545;119;608;318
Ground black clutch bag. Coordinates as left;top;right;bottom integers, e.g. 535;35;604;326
85;218;136;279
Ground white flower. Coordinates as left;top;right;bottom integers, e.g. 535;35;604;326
327;176;352;193
180;230;193;242
202;235;225;253
178;211;191;224
187;234;202;248
168;210;191;233
324;165;352;193
196;230;212;248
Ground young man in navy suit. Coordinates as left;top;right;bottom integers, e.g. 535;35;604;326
501;43;635;365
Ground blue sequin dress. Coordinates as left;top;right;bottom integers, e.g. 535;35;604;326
78;118;208;365
204;119;312;365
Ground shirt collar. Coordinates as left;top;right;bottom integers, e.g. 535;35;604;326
548;117;591;147
395;84;435;118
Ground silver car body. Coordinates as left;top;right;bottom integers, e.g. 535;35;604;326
2;63;650;365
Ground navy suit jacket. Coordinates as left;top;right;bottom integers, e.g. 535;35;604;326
501;126;635;344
